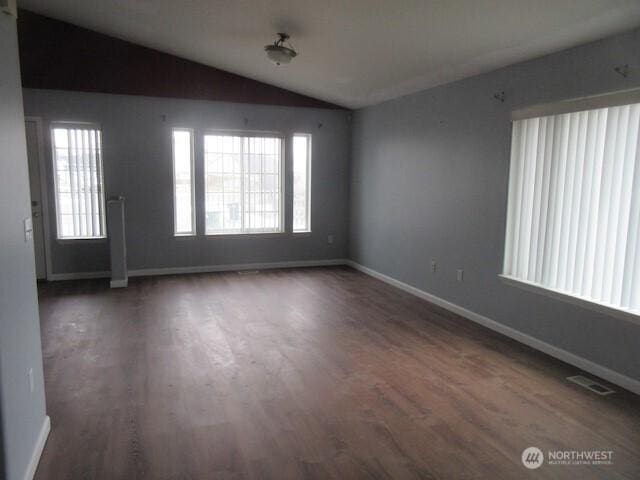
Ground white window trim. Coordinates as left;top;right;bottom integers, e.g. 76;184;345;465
293;133;312;233
502;89;640;325
50;121;107;241
172;127;196;236
512;87;640;121
203;130;285;236
499;275;640;326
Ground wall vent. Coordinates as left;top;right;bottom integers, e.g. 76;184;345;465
567;375;615;395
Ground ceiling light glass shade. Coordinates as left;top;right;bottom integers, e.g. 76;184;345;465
265;45;297;65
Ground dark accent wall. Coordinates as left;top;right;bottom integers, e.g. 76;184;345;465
17;9;343;110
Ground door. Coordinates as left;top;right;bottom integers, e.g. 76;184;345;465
25;119;47;279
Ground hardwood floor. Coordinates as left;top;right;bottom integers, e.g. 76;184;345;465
36;266;640;479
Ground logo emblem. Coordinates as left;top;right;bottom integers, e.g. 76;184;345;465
522;447;544;469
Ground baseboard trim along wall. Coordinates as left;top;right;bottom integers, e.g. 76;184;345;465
47;271;110;281
23;415;50;480
128;258;348;277
47;259;349;281
345;260;640;396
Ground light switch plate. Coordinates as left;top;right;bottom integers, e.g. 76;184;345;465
24;217;33;242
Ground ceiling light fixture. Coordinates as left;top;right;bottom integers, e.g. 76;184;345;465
265;33;297;66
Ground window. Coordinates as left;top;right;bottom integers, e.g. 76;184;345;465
293;134;312;232
172;129;195;235
503;98;640;316
204;133;283;234
51;124;106;239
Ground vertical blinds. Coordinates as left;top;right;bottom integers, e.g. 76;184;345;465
504;102;640;314
52;126;106;238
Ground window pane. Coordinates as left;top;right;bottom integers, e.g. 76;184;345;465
172;129;194;235
503;102;640;315
204;134;283;234
52;125;105;239
293;134;311;232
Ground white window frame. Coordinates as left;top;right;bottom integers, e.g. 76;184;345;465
172;128;196;236
203;130;285;235
292;133;312;233
50;122;107;240
501;88;640;325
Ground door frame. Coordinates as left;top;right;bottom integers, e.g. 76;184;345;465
25;116;53;280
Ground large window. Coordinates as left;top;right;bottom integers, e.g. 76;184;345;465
204;133;283;234
172;129;195;235
503;98;640;316
293;134;312;232
51;124;106;239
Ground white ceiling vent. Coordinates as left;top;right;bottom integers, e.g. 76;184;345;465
567;375;615;396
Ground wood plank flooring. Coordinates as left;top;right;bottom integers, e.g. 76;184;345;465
35;266;640;479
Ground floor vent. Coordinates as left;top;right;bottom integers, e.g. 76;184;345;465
237;270;260;275
567;375;615;395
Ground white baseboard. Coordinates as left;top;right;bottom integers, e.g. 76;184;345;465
128;258;348;278
23;415;50;480
46;259;348;282
110;278;128;288
346;260;640;396
47;271;110;281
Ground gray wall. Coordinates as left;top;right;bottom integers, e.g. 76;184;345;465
22;90;351;275
0;14;48;480
350;28;640;382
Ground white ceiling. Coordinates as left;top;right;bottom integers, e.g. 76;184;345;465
18;0;640;108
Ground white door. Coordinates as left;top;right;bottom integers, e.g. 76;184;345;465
25;119;47;280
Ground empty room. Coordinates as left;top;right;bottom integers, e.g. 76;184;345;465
2;1;640;479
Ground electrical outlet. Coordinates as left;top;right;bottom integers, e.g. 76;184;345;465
327;235;334;244
27;368;34;393
431;260;437;273
457;269;464;282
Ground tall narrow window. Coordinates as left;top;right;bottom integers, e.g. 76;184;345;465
204;133;283;234
52;124;106;239
503;98;640;316
172;129;195;235
293;134;312;232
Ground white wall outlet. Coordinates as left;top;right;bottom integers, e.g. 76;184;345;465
327;235;334;244
457;269;464;282
24;217;33;242
28;367;34;393
431;260;437;273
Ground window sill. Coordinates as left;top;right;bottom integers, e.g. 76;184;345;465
499;274;640;326
56;237;107;244
292;230;312;236
204;231;286;239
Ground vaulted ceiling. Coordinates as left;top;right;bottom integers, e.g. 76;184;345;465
17;0;640;109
